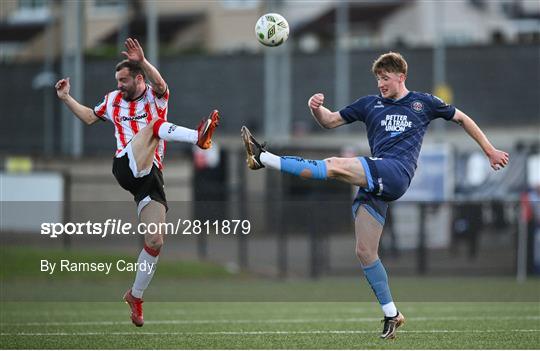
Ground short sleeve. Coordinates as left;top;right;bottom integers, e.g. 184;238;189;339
339;96;371;123
152;85;169;111
427;94;456;121
93;94;109;121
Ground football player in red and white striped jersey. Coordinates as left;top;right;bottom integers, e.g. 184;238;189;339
55;38;220;327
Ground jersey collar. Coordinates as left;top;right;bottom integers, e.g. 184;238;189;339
380;91;412;104
122;85;148;102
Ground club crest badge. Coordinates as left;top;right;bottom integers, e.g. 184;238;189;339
411;101;424;112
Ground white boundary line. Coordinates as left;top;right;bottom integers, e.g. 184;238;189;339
0;329;538;336
1;315;538;327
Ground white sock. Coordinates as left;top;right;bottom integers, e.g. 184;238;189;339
158;122;198;144
382;302;398;317
131;248;159;298
260;151;281;170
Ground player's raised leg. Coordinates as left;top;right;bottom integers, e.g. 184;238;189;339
128;122;161;176
241;126;368;187
126;110;220;177
152;110;220;149
355;205;404;339
124;200;166;327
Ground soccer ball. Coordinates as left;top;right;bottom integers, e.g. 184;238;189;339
255;13;289;47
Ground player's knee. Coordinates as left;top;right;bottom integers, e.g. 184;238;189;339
325;157;345;178
147;119;158;128
143;121;158;135
355;243;375;263
145;235;163;251
142;119;163;140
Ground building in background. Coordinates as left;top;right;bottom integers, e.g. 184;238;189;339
1;0;539;61
0;0;263;61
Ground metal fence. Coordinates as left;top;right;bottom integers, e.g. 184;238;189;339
1;44;539;154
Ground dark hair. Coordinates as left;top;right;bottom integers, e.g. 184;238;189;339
115;60;145;79
372;52;408;76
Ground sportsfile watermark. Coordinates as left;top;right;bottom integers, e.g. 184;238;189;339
40;259;156;275
40;219;252;238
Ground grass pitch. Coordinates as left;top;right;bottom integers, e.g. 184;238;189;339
0;246;538;349
1;301;539;349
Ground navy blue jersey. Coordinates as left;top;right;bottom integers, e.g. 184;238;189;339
339;91;455;180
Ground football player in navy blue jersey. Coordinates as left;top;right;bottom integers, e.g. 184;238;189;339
241;52;508;339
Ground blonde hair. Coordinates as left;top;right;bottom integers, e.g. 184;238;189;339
372;52;408;76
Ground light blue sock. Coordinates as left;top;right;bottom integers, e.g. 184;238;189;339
280;156;327;180
362;259;393;305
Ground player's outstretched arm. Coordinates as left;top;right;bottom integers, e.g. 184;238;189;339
308;93;346;129
452;109;509;170
55;78;99;125
122;38;167;96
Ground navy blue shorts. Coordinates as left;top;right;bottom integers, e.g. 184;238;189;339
351;157;411;225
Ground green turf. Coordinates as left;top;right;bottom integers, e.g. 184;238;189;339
1;246;539;348
2;245;539;303
2;276;540;302
0;302;539;349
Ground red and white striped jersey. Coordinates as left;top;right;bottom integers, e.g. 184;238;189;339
93;85;169;170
